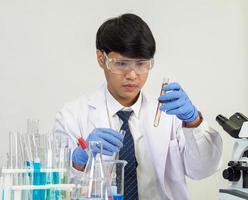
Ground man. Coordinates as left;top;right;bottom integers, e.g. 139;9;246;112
54;13;222;200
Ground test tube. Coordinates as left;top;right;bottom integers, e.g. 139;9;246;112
2;155;11;200
0;156;7;200
153;77;169;127
114;130;126;160
26;119;39;135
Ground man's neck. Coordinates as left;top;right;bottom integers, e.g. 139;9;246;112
107;89;140;107
119;94;139;107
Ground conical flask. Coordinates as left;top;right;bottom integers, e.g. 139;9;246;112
78;141;114;200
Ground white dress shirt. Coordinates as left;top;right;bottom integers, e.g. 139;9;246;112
105;88;164;200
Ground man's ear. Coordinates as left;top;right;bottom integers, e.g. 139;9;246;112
96;50;105;68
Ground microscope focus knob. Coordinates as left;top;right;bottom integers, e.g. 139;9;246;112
223;167;241;182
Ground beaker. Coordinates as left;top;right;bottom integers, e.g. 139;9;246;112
100;160;127;200
77;141;114;200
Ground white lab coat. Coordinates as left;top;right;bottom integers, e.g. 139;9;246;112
53;84;222;200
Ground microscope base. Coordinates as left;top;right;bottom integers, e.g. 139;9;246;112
219;189;248;200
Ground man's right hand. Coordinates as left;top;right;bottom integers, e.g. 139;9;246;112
72;128;124;167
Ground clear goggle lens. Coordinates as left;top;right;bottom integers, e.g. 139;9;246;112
104;52;154;74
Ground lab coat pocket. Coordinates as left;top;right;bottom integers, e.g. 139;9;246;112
165;139;185;182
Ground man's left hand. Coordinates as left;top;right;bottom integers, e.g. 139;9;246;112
158;82;199;123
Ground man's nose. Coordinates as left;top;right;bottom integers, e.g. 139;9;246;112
125;68;138;79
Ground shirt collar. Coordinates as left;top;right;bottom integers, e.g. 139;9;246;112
105;87;142;119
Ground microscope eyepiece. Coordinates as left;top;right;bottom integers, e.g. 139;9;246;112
216;115;228;126
216;113;246;138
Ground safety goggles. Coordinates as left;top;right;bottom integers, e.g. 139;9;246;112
103;52;154;75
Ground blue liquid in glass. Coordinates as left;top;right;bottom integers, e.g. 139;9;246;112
113;194;124;200
53;172;60;200
33;162;41;200
40;172;46;200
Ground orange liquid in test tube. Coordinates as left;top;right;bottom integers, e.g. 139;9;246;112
153;77;169;127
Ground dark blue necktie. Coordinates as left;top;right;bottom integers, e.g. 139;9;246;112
117;110;139;200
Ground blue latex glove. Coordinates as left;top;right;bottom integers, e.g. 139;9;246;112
72;146;89;166
72;128;124;165
158;82;198;123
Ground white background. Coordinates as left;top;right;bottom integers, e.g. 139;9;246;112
0;0;247;199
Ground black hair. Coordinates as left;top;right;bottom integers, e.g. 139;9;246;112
96;13;156;59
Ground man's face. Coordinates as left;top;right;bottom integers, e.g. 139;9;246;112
97;51;149;106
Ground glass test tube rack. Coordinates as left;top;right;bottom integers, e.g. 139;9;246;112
0;167;76;200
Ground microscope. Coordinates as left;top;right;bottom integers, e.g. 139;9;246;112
216;112;248;200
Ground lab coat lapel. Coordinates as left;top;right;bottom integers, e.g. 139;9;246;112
87;85;110;129
140;93;171;193
87;85;115;161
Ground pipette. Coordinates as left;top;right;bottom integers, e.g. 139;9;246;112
78;137;87;150
153;77;169;127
